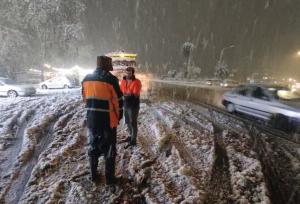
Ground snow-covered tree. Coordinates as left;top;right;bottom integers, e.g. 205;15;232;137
167;70;177;78
0;26;31;79
214;60;229;80
188;66;202;79
0;0;33;78
182;42;194;77
0;0;86;79
26;0;85;67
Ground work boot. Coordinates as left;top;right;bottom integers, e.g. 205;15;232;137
89;156;99;182
105;158;116;185
106;176;117;185
106;174;123;185
130;138;137;146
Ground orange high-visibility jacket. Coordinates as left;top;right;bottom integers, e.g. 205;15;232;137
120;76;142;108
120;77;142;96
82;68;123;129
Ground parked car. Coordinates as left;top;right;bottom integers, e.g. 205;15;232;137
220;79;239;87
222;84;300;131
40;76;75;89
0;78;36;97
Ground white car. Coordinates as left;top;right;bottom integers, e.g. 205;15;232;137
222;84;300;131
0;78;36;97
40;76;75;89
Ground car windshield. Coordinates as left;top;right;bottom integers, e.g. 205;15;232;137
3;79;17;84
268;87;300;101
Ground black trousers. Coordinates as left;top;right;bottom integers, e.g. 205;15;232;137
87;127;116;181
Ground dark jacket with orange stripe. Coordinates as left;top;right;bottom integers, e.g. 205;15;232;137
82;68;123;129
120;76;142;108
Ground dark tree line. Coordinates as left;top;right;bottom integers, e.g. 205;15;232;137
83;0;300;78
0;0;85;79
1;0;300;79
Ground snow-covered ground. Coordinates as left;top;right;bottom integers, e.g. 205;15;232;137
0;92;299;203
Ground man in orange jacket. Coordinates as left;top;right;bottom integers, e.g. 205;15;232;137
82;56;123;184
120;67;142;147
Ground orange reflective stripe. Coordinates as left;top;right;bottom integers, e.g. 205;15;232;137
85;107;113;112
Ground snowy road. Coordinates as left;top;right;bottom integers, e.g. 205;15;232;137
0;92;299;203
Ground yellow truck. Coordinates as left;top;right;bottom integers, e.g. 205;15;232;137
106;51;137;77
106;51;152;99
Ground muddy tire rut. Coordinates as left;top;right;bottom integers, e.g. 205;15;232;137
5;114;67;203
137;125;182;201
251;130;300;204
205;130;232;204
0;97;80;204
0;111;35;178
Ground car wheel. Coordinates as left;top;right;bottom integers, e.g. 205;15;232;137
41;84;48;89
226;103;235;113
7;90;18;98
270;114;290;132
63;84;70;89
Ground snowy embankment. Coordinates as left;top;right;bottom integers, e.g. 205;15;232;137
0;92;298;203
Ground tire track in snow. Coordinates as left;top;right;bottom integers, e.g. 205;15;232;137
177;102;275;203
156;103;233;203
137;134;180;202
204;130;233;204
136;109;183;202
155;105;213;175
188;101;297;203
138;104;207;203
0;109;35;185
250;130;300;204
1;97;81;204
20;107;87;204
8;121;57;204
5;115;59;203
17;102;82;203
0;101;42;197
159;102;272;203
0;97;40;112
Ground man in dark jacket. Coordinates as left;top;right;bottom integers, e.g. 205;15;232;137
120;67;142;147
82;56;123;184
